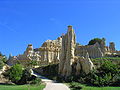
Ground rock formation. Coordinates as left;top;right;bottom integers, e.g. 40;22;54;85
75;40;106;58
59;26;95;77
7;44;41;66
24;44;33;55
38;37;62;65
59;25;76;76
7;37;62;66
109;42;116;52
80;53;95;74
75;59;81;75
7;25;119;75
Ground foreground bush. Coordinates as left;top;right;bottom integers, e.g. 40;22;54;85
34;64;58;80
69;82;82;90
29;78;42;85
86;61;120;86
9;64;23;84
17;68;32;84
33;60;120;87
61;61;120;87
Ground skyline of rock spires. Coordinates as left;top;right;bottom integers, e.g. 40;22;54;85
7;26;119;69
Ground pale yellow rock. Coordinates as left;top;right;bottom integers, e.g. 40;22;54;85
76;60;81;75
80;53;94;74
59;25;76;76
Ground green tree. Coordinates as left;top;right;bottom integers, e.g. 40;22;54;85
1;57;7;64
87;61;119;86
0;52;3;56
88;38;103;45
0;60;4;69
0;53;7;69
28;60;37;68
100;61;119;76
18;68;32;84
9;64;23;83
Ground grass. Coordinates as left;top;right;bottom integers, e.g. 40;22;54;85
94;57;120;60
91;57;120;67
82;86;120;90
68;82;120;90
0;84;45;90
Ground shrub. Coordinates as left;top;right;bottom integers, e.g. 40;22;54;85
16;68;40;85
0;60;4;69
0;55;7;69
88;38;105;45
17;68;32;84
2;57;7;64
37;64;58;80
86;61;120;86
29;78;42;85
9;64;23;84
69;82;82;90
100;61;119;75
89;72;112;86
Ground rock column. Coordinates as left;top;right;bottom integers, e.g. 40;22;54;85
59;25;76;77
109;42;116;52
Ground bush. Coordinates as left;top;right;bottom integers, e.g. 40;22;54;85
88;71;112;86
0;55;7;69
35;64;58;80
0;60;4;69
17;68;32;84
86;61;120;86
29;78;42;85
69;82;82;90
100;61;119;75
1;57;7;64
9;64;23;84
88;38;105;45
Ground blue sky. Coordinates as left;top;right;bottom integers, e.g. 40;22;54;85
0;0;120;56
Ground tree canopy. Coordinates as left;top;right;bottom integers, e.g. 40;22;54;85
88;38;105;45
9;64;23;83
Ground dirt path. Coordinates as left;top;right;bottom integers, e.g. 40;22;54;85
44;82;70;90
31;69;70;90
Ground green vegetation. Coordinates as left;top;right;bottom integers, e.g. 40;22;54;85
8;65;42;85
0;52;2;56
9;64;23;84
93;57;120;61
92;57;120;68
62;60;120;87
34;64;58;80
28;60;37;68
68;82;120;90
83;60;120;87
17;68;32;84
69;82;82;90
82;86;120;90
0;52;44;89
0;52;7;69
36;58;120;88
0;84;45;90
88;38;105;45
0;59;4;69
29;78;42;85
